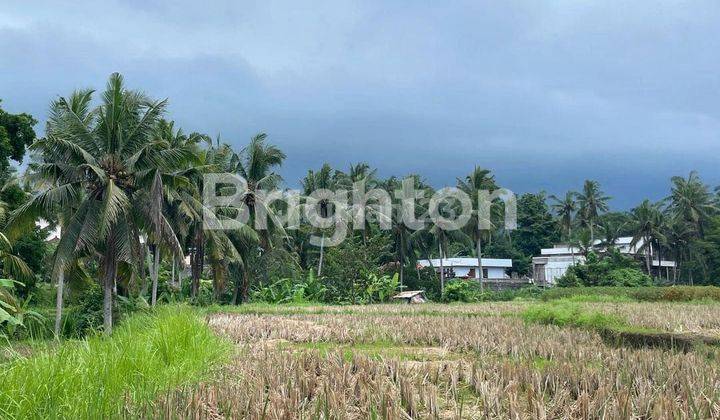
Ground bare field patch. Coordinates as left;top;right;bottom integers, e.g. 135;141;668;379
148;304;720;418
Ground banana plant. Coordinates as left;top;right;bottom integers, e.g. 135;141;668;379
0;279;44;338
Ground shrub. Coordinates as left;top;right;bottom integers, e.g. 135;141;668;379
0;278;46;340
476;286;543;302
64;284;104;337
555;271;580;287
251;272;327;304
561;249;643;287
363;273;399;303
522;301;628;330
442;279;481;302
602;268;652;287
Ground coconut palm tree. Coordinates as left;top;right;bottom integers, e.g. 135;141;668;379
0;233;32;283
302;163;339;277
667;171;717;237
457;166;498;291
629;200;666;276
569;228;594;259
228;133;286;302
381;175;423;292
166;139;237;300
549;192;576;240
339;162;380;242
0;174;32;283
143;120;206;305
10;74;189;333
576;180;610;241
597;219;624;250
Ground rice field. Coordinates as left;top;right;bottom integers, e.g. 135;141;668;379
146;302;720;419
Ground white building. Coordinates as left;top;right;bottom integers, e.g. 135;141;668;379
417;257;512;279
532;237;676;286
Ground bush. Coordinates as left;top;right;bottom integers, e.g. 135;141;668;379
560;249;642;287
440;281;542;303
488;286;544;301
442;279;481;302
363;273;399;303
0;278;46;340
522;301;628;330
62;284;148;338
602;268;652;287
251;271;327;304
181;278;214;306
556;271;580;287
63;284;104;337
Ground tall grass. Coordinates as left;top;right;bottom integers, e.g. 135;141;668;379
0;305;230;419
521;301;630;330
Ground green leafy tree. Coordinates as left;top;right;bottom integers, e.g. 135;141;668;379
322;234;391;303
512;192;559;258
0;100;37;172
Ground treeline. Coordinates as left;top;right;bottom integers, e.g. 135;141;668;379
0;73;719;336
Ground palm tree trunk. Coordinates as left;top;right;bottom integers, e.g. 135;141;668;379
212;264;224;302
54;269;64;338
143;244;152;296
439;242;445;295
317;234;325;276
476;234;483;292
176;260;182;291
151;244;160;306
102;236;117;335
191;228;204;298
241;267;250;303
232;267;241;305
399;231;405;291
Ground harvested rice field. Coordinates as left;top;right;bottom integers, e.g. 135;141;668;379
150;302;720;419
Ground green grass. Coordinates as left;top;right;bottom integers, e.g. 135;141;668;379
556;294;636;303
521;301;631;331
540;286;720;302
0;305;231;419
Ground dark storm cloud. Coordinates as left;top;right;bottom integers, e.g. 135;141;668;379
1;0;719;208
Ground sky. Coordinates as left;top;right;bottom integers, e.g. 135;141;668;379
1;0;719;209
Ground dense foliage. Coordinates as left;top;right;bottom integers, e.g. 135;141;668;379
556;250;651;287
0;73;718;338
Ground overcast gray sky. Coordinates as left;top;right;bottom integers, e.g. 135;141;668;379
1;1;719;208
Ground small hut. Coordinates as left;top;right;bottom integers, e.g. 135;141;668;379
392;290;427;304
